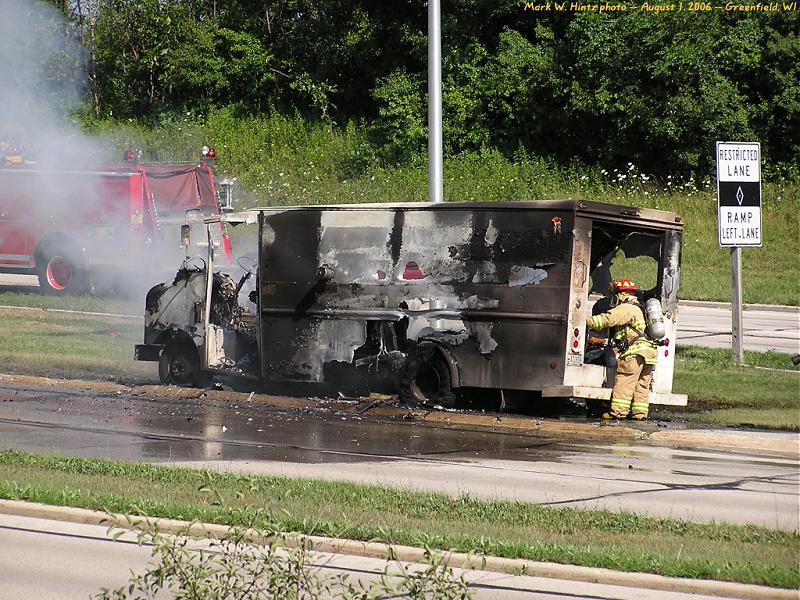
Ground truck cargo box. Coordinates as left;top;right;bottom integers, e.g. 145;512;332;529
138;200;686;408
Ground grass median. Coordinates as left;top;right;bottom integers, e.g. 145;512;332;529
0;290;141;315
0;305;154;384
0;449;797;589
667;347;800;430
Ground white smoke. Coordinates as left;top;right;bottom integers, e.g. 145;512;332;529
0;0;236;301
0;0;107;165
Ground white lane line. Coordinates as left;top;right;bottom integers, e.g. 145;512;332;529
0;304;140;320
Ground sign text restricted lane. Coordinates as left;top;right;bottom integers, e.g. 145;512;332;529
717;144;760;182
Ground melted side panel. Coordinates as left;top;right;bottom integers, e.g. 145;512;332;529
259;207;575;388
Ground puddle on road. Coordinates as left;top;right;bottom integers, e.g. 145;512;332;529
2;382;767;473
0;385;575;466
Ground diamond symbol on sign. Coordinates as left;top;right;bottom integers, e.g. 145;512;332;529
736;186;744;205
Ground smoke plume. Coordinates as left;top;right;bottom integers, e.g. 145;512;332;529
0;0;106;164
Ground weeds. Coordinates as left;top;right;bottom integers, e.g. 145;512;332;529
90;111;799;305
97;515;471;600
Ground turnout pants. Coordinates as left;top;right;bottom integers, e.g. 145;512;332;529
610;354;654;419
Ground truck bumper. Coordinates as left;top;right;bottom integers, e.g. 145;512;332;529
134;344;164;362
541;385;688;406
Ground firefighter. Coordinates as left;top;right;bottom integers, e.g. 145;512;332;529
0;140;24;165
586;278;657;420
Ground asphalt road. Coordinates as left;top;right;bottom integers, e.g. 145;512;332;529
0;512;764;600
0;381;797;530
678;302;799;354
1;273;797;353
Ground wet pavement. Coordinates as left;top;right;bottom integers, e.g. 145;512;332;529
0;384;558;463
0;382;798;530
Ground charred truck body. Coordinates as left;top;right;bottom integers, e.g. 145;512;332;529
136;200;686;407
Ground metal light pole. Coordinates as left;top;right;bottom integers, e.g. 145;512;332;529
427;0;443;204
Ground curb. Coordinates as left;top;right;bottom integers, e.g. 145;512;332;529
678;300;799;313
1;372;797;456
0;499;793;600
646;429;799;455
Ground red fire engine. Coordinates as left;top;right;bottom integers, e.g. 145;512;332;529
0;149;233;295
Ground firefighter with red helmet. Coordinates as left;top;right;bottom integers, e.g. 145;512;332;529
586;278;658;420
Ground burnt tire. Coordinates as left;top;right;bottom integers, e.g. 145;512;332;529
400;344;458;408
159;343;204;388
36;247;89;295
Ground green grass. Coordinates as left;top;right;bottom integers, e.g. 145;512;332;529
0;307;155;384
668;347;800;430
0;290;140;316
89;110;800;306
0;449;796;588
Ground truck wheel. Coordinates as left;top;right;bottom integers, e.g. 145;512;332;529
400;345;457;408
36;249;88;295
159;343;203;387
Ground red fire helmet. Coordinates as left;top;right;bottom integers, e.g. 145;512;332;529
613;278;637;293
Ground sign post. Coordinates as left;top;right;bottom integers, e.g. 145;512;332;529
716;141;762;364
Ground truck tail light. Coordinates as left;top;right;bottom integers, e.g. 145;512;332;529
402;261;424;280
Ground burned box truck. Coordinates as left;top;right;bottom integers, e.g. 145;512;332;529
135;200;686;408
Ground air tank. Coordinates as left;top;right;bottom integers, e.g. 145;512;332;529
645;298;667;341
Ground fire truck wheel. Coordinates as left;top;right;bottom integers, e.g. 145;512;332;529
36;249;88;295
400;345;457;409
159;343;204;388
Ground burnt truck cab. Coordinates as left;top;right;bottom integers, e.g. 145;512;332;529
136;200;686;408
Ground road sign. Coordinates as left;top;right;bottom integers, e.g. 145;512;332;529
716;141;762;248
